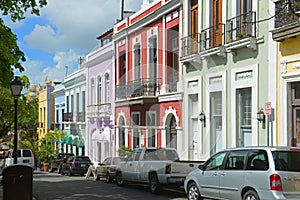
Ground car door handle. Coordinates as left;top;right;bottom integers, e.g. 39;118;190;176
213;173;219;176
220;173;226;176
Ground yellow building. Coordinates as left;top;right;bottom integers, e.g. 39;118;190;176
272;1;300;147
37;76;56;140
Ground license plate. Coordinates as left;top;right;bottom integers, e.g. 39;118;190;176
23;160;29;163
81;164;86;167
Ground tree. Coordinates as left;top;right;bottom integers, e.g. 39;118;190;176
38;129;67;163
0;0;47;88
0;0;47;22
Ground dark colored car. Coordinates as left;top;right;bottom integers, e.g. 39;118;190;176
95;157;123;182
49;153;74;173
61;156;92;176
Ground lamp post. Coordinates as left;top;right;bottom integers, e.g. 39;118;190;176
10;77;23;164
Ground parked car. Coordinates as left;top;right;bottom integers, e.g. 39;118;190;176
94;157;123;182
61;156;92;176
116;147;204;194
184;146;300;200
4;149;35;169
49;153;74;173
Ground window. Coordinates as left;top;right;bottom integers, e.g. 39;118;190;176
273;150;300;172
225;150;247;170
210;92;222;153
90;78;94;104
149;37;157;81
105;73;110;103
146;112;156;147
236;87;252;147
132;113;140;148
119;51;126;85
97;76;102;105
134;43;141;81
246;150;268;170
205;151;226;171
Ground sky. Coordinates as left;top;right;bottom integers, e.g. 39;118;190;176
3;0;143;85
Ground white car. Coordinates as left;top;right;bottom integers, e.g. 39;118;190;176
4;149;35;169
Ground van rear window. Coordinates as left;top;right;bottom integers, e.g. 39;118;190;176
272;151;300;172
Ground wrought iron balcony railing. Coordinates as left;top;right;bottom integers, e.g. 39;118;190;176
116;78;160;100
87;103;111;118
63;112;73;122
226;11;256;43
200;23;225;51
181;33;201;57
274;0;300;28
76;112;85;122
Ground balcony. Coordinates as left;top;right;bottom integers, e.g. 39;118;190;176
63;112;73;122
115;78;160;106
226;11;256;43
76;112;85;122
272;0;300;41
181;33;201;59
87;103;111;119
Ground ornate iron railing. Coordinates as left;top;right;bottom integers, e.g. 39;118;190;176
116;78;161;99
274;0;300;28
200;23;225;51
226;11;256;43
86;103;111;118
181;33;201;57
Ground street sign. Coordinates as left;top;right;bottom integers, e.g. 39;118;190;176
265;102;271;115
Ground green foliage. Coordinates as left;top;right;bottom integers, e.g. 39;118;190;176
117;145;132;158
0;19;25;88
0;0;47;22
38;129;67;163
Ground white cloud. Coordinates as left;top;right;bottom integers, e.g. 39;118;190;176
15;0;143;85
23;0;143;53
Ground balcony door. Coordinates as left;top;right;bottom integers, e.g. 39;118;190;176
191;0;198;53
236;0;253;37
211;0;222;47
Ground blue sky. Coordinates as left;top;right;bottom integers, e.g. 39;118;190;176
3;0;143;85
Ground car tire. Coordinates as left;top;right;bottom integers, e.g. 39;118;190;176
187;182;203;200
149;172;160;194
243;190;260;200
106;172;112;183
116;171;127;186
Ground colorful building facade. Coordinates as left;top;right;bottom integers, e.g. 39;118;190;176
272;0;300;147
85;29;115;163
180;0;277;160
114;0;183;155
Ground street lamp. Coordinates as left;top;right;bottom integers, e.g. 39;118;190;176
10;76;23;164
199;111;206;128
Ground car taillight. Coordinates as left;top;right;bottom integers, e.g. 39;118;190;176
72;162;75;168
270;174;282;191
165;164;171;174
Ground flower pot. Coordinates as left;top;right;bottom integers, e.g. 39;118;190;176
43;163;49;172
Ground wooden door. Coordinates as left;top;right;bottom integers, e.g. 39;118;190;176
212;0;222;47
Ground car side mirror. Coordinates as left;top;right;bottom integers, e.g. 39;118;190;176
198;164;205;171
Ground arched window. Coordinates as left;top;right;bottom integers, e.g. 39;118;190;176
90;78;94;104
105;73;110;103
97;76;102;105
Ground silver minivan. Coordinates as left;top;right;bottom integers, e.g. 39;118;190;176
184;146;300;200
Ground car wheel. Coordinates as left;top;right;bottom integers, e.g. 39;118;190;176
106;172;112;183
116;171;127;186
243;190;260;200
149;173;160;194
187;182;203;200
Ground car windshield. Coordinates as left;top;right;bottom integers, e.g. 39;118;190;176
272;150;300;172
